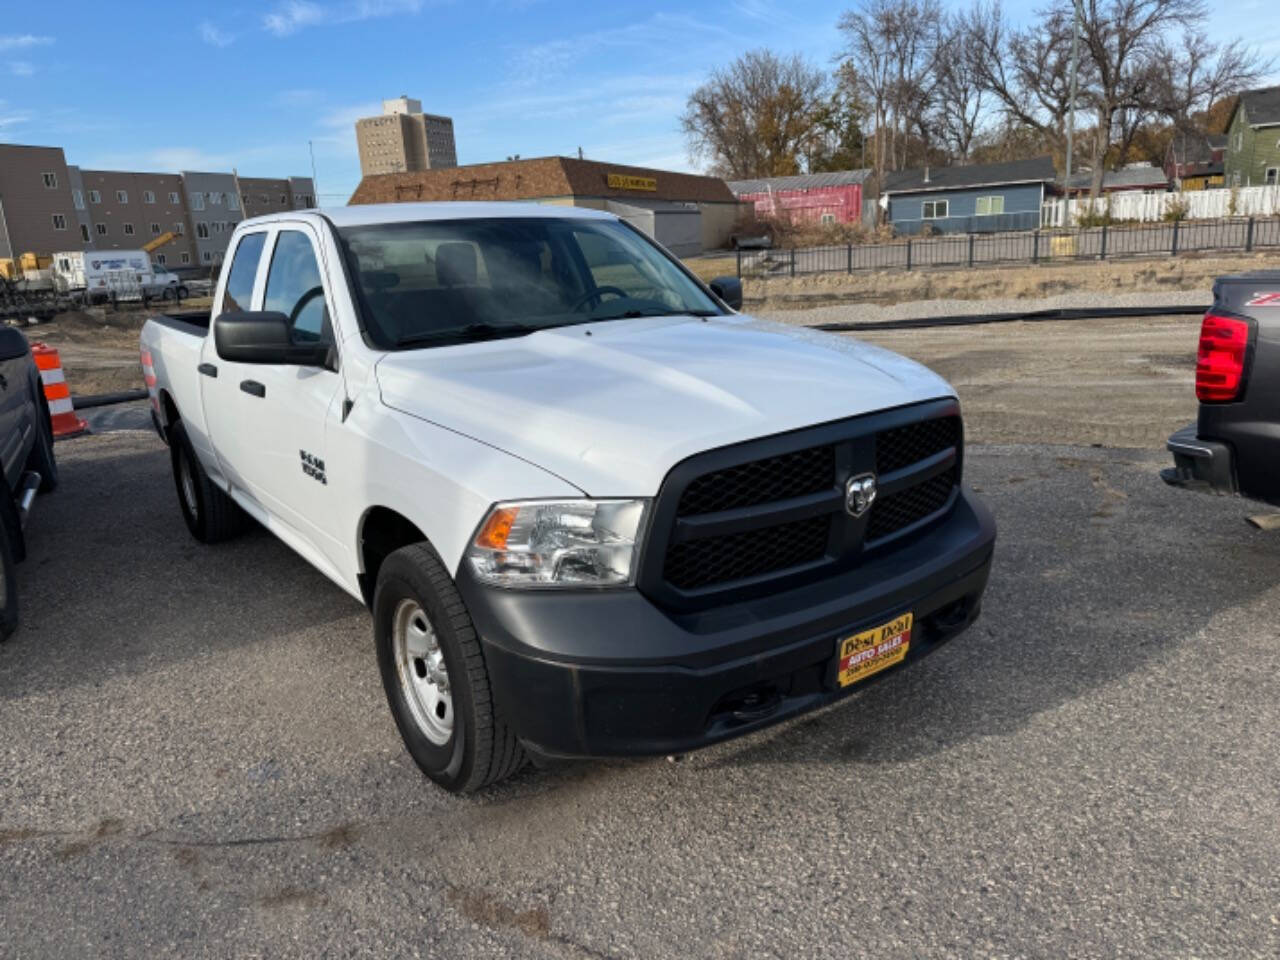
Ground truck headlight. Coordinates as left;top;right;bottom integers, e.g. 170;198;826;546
466;499;650;588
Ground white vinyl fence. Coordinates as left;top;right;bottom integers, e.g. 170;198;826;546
1041;184;1280;227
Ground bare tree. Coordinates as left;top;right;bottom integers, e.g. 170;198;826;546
932;14;986;162
962;2;1084;159
1152;30;1271;130
1073;0;1208;197
837;0;944;176
681;50;830;179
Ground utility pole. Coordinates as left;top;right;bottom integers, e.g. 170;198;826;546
1065;0;1083;188
308;140;320;209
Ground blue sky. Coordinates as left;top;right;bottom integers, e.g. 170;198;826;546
1;0;1276;204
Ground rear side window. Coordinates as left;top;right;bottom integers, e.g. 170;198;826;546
264;230;330;344
220;232;266;314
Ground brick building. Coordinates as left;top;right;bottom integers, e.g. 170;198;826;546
350;156;746;255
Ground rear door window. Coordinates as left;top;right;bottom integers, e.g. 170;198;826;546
264;230;331;344
220;232;266;314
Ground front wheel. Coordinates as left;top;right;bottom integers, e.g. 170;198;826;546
374;543;525;793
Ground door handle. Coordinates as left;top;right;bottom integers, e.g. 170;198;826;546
198;362;218;378
240;379;266;398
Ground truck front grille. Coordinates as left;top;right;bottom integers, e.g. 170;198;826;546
663;514;831;591
643;403;963;610
677;445;834;515
867;465;959;541
875;416;960;474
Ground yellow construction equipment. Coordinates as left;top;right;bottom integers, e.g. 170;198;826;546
18;252;51;271
142;231;178;254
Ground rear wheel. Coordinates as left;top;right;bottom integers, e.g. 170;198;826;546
374;542;525;793
176;285;189;300
169;420;250;543
24;392;57;493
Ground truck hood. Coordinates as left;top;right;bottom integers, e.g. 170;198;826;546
374;314;955;495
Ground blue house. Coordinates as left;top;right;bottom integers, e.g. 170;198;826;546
882;156;1057;235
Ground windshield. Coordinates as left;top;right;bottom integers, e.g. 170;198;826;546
337;216;724;349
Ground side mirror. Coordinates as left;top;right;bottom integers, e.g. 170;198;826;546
709;275;743;311
214;312;328;366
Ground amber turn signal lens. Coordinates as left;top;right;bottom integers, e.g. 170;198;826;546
474;507;519;550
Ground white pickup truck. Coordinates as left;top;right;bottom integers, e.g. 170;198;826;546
140;203;995;793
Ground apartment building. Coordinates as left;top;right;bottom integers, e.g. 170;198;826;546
74;168;197;267
239;175;316;219
0;139;315;271
0;143;82;260
178;171;244;267
355;96;457;176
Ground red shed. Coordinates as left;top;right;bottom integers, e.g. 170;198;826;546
727;170;871;225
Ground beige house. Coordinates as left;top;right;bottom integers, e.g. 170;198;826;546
356;96;458;176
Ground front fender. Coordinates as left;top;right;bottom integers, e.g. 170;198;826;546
339;401;584;579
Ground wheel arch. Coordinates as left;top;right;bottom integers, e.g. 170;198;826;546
357;505;429;607
156;388;180;439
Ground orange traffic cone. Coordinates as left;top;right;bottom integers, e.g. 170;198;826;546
30;342;88;439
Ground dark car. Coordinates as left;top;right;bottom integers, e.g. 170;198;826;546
0;327;59;640
1163;271;1280;505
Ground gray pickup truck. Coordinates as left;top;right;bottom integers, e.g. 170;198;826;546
1163;271;1280;504
0;328;58;639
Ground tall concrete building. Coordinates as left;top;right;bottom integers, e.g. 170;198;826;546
356;96;457;176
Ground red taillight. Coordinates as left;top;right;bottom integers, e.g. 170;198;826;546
1195;312;1250;403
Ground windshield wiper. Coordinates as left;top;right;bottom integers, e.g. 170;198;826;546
393;322;538;349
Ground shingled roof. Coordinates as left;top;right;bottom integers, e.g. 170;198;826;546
1063;165;1169;191
883;156;1058;195
1238;85;1280;127
350;156;737;206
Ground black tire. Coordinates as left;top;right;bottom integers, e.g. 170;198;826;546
24;392;58;493
0;508;18;641
374;542;525;793
169;420;250;543
176;285;189;301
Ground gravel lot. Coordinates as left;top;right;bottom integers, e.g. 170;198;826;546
3;315;1279;958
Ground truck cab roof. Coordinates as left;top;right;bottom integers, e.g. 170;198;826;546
240;201;618;231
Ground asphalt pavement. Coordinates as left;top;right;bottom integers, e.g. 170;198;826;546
2;423;1278;959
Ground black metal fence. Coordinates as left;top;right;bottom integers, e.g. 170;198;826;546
737;216;1280;278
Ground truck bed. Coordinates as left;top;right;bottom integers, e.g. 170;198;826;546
150;311;211;336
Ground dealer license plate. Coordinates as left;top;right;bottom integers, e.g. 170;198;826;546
836;612;913;688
